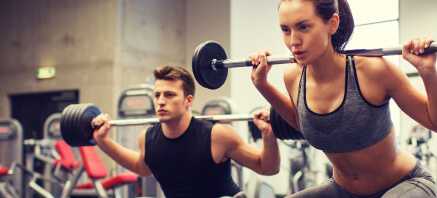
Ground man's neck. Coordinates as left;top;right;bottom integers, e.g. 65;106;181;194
161;112;192;139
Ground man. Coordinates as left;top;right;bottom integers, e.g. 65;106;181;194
92;66;280;198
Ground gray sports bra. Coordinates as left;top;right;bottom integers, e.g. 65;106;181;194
297;56;393;153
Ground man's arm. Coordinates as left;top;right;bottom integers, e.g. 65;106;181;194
92;113;153;177
211;108;280;175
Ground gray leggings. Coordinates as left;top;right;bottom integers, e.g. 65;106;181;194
287;161;436;198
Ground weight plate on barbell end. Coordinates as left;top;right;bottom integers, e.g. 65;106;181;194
70;104;86;146
62;104;84;146
270;107;281;139
270;107;305;140
274;108;288;140
192;41;228;90
192;42;208;87
279;114;295;140
76;104;92;146
78;104;102;146
276;108;294;140
68;104;86;146
68;104;82;146
284;125;296;140
269;107;283;140
61;105;75;146
60;104;96;147
286;120;302;140
59;105;69;142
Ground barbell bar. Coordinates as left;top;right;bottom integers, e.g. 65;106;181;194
105;114;254;126
60;103;303;147
192;40;437;90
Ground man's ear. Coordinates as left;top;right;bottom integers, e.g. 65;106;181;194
329;13;340;35
185;95;194;107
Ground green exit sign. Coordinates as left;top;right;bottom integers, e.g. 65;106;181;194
36;67;56;79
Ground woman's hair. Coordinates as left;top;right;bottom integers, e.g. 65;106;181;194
280;0;354;53
153;66;195;97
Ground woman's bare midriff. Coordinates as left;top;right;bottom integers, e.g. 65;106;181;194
325;130;417;196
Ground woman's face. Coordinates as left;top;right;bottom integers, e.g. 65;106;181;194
278;0;335;65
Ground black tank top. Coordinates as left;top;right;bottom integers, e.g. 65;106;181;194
144;117;240;198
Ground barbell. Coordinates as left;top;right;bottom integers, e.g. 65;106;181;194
60;103;303;147
192;40;437;89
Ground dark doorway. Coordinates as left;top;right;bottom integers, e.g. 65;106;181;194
10;90;79;141
9;90;79;196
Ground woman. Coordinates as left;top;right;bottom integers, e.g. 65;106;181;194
250;0;437;197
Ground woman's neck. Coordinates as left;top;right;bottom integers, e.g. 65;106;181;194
307;47;346;83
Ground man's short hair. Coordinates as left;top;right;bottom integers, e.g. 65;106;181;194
153;66;195;97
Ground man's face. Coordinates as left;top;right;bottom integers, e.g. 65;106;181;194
153;79;191;122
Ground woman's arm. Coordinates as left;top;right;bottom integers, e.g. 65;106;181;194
250;50;301;130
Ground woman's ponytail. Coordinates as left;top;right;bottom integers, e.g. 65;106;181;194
333;0;354;52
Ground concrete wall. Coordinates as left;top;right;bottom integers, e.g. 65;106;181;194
0;0;187;174
114;0;186;96
185;0;231;112
0;0;116;117
0;0;188;122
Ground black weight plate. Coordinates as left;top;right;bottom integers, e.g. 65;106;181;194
66;104;81;146
275;109;292;139
64;104;77;146
83;104;99;146
65;104;78;146
270;106;304;140
74;104;91;146
75;104;89;146
67;105;80;146
68;104;81;146
60;105;75;146
287;121;302;140
268;107;277;138
278;112;294;140
280;114;304;140
291;125;304;140
68;104;86;146
192;41;215;88
79;104;101;146
60;105;69;141
192;42;208;87
192;41;228;89
280;112;304;140
70;104;85;146
275;108;288;140
269;107;282;140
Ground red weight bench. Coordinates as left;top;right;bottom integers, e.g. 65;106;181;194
0;166;20;198
21;140;83;198
52;140;82;179
0;167;8;175
61;146;138;198
2;139;83;198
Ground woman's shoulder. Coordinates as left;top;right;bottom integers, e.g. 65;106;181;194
353;56;400;77
283;63;303;83
353;56;407;99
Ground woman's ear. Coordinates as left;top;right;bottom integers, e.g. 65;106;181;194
329;13;340;35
